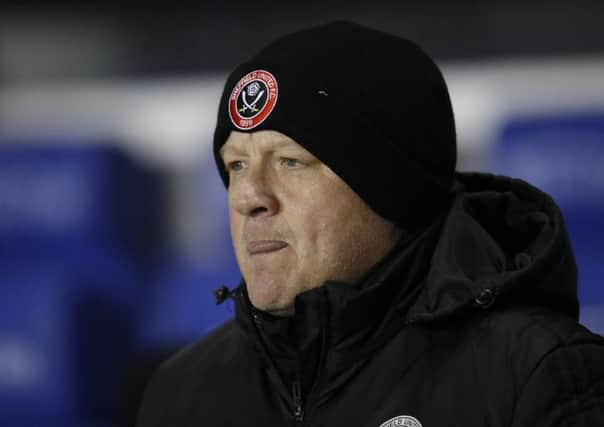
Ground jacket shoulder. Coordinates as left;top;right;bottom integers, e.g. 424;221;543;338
505;310;604;426
161;319;244;375
474;305;603;373
471;305;604;426
136;320;249;427
480;305;604;353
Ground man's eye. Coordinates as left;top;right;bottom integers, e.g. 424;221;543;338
227;160;244;172
280;157;301;168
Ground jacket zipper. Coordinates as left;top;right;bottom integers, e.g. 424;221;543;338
292;380;304;423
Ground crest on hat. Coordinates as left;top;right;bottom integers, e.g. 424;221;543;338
228;70;278;130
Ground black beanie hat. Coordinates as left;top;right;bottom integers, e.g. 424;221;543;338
213;21;456;230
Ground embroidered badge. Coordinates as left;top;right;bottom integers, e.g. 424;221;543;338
228;69;278;130
379;415;423;427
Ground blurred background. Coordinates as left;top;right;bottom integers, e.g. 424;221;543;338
1;1;603;426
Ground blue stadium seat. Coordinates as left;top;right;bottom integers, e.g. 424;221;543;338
0;256;136;425
0;140;165;425
0;141;164;263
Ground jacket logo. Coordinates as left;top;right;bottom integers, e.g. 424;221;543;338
379;415;422;427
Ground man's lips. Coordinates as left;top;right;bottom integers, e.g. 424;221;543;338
246;240;288;255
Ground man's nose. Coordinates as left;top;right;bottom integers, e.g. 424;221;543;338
229;166;279;218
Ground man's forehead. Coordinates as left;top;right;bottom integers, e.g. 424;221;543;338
220;130;303;155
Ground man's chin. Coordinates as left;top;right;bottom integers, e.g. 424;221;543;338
247;287;295;317
250;299;296;317
264;306;295;317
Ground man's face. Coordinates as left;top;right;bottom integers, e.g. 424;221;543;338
221;130;401;316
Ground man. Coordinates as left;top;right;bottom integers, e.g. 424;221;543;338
137;21;604;426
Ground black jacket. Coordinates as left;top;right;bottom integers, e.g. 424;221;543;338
137;172;604;427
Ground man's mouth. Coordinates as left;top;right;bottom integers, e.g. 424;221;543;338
246;240;288;255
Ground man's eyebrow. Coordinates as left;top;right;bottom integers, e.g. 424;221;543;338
219;144;245;158
219;137;298;157
269;138;298;150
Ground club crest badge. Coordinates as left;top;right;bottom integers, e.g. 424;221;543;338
228;69;278;130
379;415;423;427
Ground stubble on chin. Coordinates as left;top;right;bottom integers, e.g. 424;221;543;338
242;251;299;315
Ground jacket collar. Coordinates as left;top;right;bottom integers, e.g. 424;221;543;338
232;215;445;393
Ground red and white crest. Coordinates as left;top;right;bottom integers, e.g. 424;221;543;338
228;70;279;130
